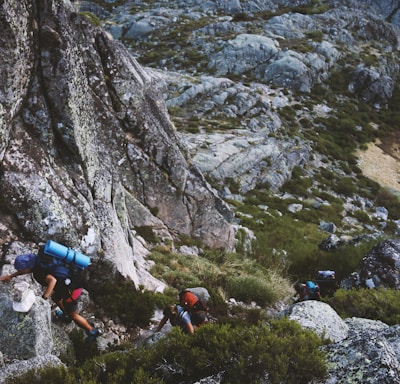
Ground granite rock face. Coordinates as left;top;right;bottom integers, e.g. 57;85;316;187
0;0;235;292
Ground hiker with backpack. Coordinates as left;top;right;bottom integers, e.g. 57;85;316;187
179;287;209;327
0;245;102;341
294;281;321;302
156;287;210;334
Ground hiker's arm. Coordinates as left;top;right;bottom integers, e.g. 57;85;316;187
186;321;194;335
0;268;32;282
42;274;57;299
155;316;168;332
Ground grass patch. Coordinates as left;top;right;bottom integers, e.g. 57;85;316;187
326;288;400;325
149;249;292;309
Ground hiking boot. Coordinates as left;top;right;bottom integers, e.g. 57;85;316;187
55;309;72;323
86;327;103;342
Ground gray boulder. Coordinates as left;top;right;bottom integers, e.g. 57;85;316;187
320;317;400;384
0;294;53;361
0;282;65;382
208;33;279;77
285;303;400;383
0;355;63;383
285;301;349;343
350;66;395;108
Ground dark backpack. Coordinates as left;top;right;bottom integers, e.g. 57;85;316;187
37;248;76;278
316;270;338;297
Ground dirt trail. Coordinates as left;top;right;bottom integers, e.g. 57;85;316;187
357;139;400;193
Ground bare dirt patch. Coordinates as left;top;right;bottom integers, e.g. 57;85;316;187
357;134;400;193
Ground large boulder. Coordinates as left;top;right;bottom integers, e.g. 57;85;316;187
0;292;53;361
320;317;400;383
284;300;349;343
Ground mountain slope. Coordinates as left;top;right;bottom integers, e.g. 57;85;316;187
86;0;400;280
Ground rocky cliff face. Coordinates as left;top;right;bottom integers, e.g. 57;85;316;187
0;0;235;290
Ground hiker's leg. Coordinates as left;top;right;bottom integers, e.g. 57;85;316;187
68;310;93;332
62;300;98;333
60;300;90;331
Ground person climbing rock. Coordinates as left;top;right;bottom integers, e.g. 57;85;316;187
0;247;102;341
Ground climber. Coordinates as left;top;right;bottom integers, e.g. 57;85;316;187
0;248;102;341
294;281;321;302
155;304;196;335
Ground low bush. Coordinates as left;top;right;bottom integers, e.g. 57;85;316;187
9;320;326;384
326;288;400;325
226;275;277;306
90;277;157;329
376;188;400;219
280;166;313;196
332;176;358;195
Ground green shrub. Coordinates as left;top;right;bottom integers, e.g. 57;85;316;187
280;166;313;196
69;328;100;367
149;250;221;291
135;225;159;243
86;321;326;384
326;288;400;325
90;277;157;329
332;176;358;195
7;313;326;384
376;188;400;219
226;275;277;306
6;366;77;384
306;30;324;42
79;12;101;27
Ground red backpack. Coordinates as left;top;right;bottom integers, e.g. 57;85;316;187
179;289;209;312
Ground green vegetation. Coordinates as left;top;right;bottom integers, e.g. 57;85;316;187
79;12;102;27
7;320;327;384
89;277;161;329
257;1;330;21
376;188;400;219
135;225;160;243
226;275;277;306
326;288;400;325
149;248;292;309
130;16;210;70
225;172;389;281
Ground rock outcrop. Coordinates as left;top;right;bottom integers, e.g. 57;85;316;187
342;239;400;289
0;274;65;382
0;0;235;292
285;300;348;343
288;302;400;384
